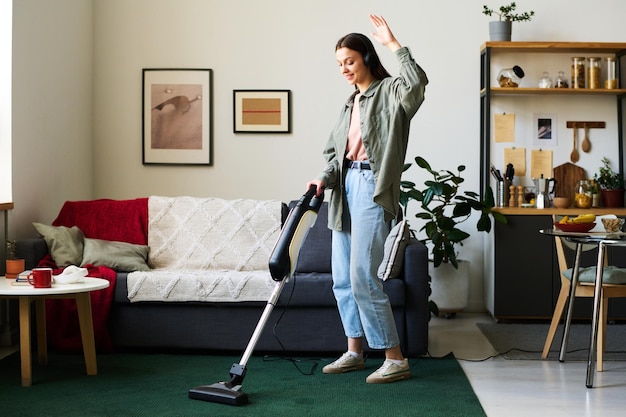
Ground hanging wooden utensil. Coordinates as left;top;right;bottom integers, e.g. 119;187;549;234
570;127;580;163
581;124;591;153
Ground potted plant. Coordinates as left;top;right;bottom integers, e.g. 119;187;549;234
5;240;25;279
594;157;625;208
400;156;507;315
482;2;535;41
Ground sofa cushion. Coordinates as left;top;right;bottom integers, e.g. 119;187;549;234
127;269;276;302
80;238;150;272
52;198;148;245
32;222;85;267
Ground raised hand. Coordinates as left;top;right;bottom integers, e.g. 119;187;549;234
369;14;401;51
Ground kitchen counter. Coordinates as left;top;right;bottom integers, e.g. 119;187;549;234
488;206;626;320
493;207;626;216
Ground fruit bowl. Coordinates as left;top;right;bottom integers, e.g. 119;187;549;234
602;218;625;233
553;222;596;233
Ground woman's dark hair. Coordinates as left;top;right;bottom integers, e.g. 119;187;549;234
335;33;391;80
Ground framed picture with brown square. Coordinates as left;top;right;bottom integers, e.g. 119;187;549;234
233;90;291;133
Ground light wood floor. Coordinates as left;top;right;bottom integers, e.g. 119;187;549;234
429;313;626;417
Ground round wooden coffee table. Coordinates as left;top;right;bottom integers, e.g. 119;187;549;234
0;277;109;386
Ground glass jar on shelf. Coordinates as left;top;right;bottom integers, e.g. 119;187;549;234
554;71;569;88
538;72;553;88
497;65;525;88
605;57;618;89
574;179;593;208
587;57;601;89
571;57;586;88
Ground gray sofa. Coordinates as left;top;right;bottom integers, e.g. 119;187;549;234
17;200;430;357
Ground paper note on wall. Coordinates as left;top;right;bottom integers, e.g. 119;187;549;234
503;148;526;176
530;149;553;178
494;113;515;143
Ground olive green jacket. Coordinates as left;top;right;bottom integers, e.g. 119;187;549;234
316;46;428;230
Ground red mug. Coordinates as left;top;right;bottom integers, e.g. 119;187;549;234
27;268;53;288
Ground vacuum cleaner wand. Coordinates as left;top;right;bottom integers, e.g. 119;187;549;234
189;186;323;406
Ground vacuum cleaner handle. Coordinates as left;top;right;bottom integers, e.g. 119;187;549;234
190;186;325;406
268;185;323;281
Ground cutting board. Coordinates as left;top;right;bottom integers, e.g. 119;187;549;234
553;162;586;199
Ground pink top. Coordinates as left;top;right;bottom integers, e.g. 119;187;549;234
345;93;368;162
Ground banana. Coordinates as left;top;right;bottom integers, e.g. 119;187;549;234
572;214;596;224
559;216;569;224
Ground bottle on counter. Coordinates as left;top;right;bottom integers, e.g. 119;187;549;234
590;180;600;207
575;179;593;208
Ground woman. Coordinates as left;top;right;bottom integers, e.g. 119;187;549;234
307;14;427;384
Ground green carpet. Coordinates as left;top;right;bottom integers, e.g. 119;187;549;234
0;351;485;417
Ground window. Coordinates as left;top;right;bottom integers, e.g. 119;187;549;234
0;0;12;204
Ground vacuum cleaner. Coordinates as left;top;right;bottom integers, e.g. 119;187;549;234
189;186;323;406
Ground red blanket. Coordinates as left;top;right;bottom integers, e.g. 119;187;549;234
52;198;149;245
40;198;149;352
38;257;117;352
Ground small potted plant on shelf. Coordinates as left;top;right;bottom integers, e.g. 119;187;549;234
594;157;625;208
400;156;507;316
482;2;535;41
5;240;25;279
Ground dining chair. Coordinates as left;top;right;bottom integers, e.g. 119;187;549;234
542;222;626;371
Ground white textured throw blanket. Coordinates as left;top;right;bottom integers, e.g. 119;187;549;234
127;196;283;302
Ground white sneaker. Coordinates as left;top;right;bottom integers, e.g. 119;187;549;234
365;359;411;383
322;352;365;374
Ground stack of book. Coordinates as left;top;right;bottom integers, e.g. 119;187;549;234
11;270;32;286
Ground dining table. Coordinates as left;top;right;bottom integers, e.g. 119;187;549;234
539;227;626;388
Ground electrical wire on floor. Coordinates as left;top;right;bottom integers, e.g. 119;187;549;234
421;346;617;363
262;273;323;376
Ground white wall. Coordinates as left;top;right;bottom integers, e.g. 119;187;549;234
11;0;93;234
9;0;626;311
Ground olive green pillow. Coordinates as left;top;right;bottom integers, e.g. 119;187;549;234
80;238;151;272
32;222;85;267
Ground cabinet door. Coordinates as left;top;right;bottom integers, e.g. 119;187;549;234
494;215;555;318
607;247;626;318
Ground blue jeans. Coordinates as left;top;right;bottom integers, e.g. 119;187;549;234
331;167;400;350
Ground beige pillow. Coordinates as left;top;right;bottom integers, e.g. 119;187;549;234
377;219;410;281
32;222;84;267
80;238;151;272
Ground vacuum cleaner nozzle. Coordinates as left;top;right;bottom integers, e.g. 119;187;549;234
188;381;249;406
189;362;249;406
